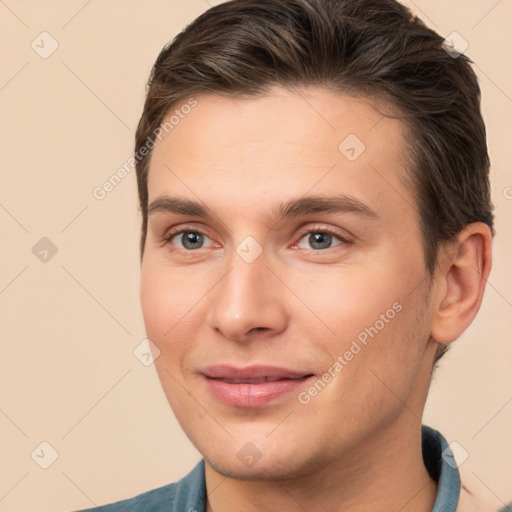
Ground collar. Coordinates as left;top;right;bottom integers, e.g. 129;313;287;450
422;425;461;511
143;424;461;511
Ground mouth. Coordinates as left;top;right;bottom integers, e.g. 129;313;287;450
200;365;315;408
214;376;306;383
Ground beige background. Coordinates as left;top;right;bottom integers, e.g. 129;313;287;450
0;1;511;511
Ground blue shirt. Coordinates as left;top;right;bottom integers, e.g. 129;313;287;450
74;425;462;511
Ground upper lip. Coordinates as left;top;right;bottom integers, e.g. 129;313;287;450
200;365;313;383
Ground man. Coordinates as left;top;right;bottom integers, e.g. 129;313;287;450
77;0;507;510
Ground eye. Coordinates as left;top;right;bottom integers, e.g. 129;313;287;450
164;229;215;251
294;227;351;251
162;225;352;253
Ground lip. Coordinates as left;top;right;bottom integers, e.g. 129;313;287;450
200;365;314;408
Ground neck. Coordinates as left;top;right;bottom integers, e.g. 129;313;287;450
205;416;437;512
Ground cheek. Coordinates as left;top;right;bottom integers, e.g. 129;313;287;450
285;257;429;399
140;260;196;351
140;265;168;340
141;263;203;414
286;263;403;347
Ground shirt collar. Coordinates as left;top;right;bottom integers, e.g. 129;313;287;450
180;425;460;512
422;425;461;511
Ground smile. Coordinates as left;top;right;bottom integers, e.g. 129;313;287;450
200;365;314;408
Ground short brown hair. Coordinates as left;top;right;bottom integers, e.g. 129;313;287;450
135;0;495;364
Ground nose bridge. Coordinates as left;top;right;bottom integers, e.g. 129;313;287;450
206;244;287;341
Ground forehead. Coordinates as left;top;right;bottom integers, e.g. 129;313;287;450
147;86;414;223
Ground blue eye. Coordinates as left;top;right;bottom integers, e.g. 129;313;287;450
178;231;205;250
164;227;351;253
166;230;212;250
296;230;346;251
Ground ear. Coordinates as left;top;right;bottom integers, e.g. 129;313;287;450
430;222;493;344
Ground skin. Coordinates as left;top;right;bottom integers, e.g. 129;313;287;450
140;86;492;512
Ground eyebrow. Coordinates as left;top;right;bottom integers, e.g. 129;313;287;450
147;194;379;222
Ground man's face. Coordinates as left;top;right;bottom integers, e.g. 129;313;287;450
140;87;437;479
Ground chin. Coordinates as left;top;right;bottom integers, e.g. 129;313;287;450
206;456;293;480
207;457;269;480
203;443;325;482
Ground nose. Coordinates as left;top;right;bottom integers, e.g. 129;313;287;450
205;247;288;343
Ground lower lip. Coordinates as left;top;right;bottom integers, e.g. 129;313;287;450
203;375;313;408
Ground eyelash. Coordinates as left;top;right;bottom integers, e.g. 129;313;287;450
293;226;353;250
163;224;353;253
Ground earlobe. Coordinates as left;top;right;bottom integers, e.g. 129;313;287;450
430;222;493;344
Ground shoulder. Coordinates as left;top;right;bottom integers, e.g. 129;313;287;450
74;482;179;512
72;459;206;512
